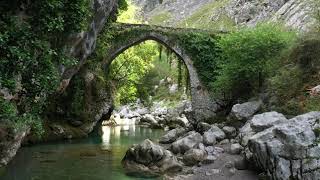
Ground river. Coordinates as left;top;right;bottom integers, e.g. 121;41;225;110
1;125;164;180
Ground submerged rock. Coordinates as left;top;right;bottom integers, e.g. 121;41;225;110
122;139;182;177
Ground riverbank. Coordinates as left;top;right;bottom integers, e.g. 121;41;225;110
121;101;320;179
0;125;163;180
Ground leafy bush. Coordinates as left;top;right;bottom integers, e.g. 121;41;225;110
178;32;220;88
29;0;92;35
0;98;44;136
305;96;320;112
212;24;296;101
268;65;303;103
267;32;320;114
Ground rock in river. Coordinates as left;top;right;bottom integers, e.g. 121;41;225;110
122;139;182;177
171;131;203;154
159;127;186;144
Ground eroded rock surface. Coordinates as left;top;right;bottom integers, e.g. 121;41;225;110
171;131;203;154
122;139;182;177
248;112;320;180
159;127;186;144
229;101;262;122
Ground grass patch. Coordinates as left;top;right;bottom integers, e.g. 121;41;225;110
177;0;235;31
149;11;172;25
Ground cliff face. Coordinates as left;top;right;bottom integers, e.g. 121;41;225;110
226;0;315;32
0;0;119;168
59;0;119;92
133;0;316;32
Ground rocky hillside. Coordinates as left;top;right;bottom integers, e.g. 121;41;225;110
133;0;316;31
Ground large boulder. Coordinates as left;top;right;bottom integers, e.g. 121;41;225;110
229;101;262;122
134;107;149;116
248;112;320;180
203;131;217;146
0;126;30;167
164;114;190;128
159;128;186;144
151;102;168;116
205;125;226;141
140;114;157;125
250;111;287;132
230;143;243;155
182;149;207;166
197;122;212;133
222;126;237;138
171;131;203;154
239;111;287;146
122;139;182;177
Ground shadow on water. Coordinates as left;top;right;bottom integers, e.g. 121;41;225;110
1;125;164;180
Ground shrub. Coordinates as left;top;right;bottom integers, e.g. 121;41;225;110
305;96;320;112
267;32;320;114
212;24;296;101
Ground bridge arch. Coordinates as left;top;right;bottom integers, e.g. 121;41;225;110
102;24;219;122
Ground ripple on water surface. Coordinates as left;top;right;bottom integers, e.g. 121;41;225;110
1;125;164;180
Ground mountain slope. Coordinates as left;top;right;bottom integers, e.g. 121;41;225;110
132;0;316;31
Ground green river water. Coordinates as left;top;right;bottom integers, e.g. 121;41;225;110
1;125;164;180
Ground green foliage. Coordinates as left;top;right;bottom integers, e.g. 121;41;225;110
109;41;157;105
212;24;296;101
117;0;140;23
0;0;92;135
311;0;320;32
0;17;60;113
29;0;92;35
0;99;44;136
149;12;171;25
269;65;303;104
137;55;189;106
177;0;235;31
0;98;17;121
313;127;320;137
119;0;129;12
267;33;320;114
178;32;220;89
305;96;320;112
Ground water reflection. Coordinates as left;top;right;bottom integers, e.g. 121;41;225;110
101;125;139;149
1;125;163;180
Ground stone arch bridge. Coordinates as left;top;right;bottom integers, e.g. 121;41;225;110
62;23;221;122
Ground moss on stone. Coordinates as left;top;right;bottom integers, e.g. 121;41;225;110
313;128;320;137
